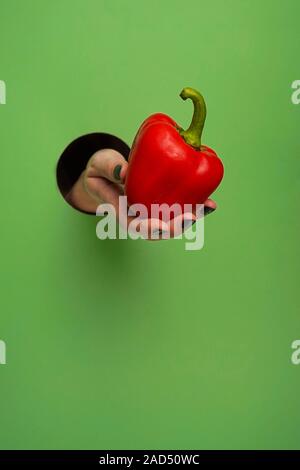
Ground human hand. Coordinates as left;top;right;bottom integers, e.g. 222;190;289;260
67;148;217;240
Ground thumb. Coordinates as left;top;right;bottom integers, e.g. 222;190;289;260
86;148;128;184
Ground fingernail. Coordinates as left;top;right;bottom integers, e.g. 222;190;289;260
113;164;122;181
182;219;196;230
204;206;216;216
152;229;168;237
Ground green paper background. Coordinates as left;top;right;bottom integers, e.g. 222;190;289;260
0;0;299;450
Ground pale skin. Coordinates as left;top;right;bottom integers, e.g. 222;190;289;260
66;148;217;239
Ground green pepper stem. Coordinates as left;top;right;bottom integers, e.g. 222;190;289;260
179;87;207;149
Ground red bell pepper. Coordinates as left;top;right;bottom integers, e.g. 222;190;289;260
125;87;224;218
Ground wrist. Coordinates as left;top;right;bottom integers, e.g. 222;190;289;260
66;170;99;214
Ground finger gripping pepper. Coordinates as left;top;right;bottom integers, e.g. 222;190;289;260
125;87;224;217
